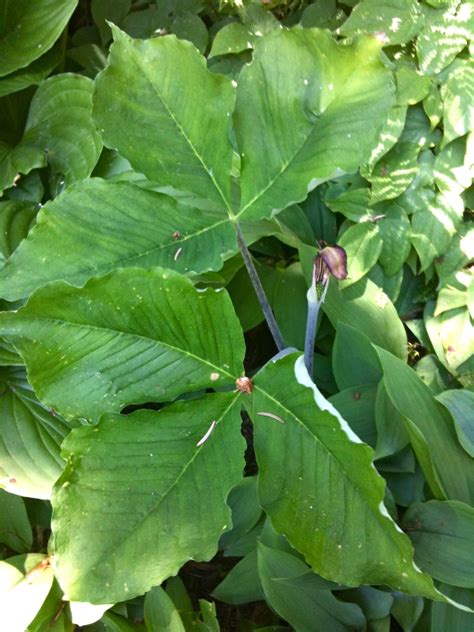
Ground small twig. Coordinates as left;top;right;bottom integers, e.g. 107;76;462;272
235;223;285;351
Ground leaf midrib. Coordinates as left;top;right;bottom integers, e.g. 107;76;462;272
10;314;237;380
129;41;234;217
65;393;242;592
253;381;404;536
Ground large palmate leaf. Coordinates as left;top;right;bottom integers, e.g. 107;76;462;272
0;0;77;77
377;348;474;504
22;74;102;186
0;268;245;421
235;29;395;220
249;353;450;600
94;27;235;213
0;179;237;301
52;393;245;603
0;367;75;499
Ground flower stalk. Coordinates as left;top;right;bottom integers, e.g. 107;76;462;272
235;222;286;352
304;245;347;377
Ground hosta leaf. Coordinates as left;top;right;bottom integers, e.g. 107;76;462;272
21;74;102;186
0;200;37;263
395;62;431;106
94;27;235;213
367;143;420;204
377;204;411;276
416;4;472;75
441;62;474;145
0;554;54;632
436;389;474;457
0;45;61;98
235;28;395;220
0;490;32;552
212;549;264;604
0;268;244;421
332;323;382;391
431;585;474;632
250;353;455;600
411;191;464;271
257;543;366;632
144;586;186;632
434;138;472;196
376;348;474;504
323;277;407;360
364;106;407;173
425;302;473;378
0;367;74;499
0;179;237;301
325;187;373;222
338;222;383;288
0;142;45;195
374;381;409;460
52;393;245;603
0;0;77;77
340;0;422;46
402;500;474;588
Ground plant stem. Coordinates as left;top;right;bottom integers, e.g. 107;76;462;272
303;282;329;378
235;223;286;352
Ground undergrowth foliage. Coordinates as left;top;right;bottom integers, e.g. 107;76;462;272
0;0;473;630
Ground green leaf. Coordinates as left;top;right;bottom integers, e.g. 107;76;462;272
376;348;474;504
395;62;431;106
338;222;383;288
219;476;262;554
257;543;366;632
250;353;448;599
171;14;208;55
436;389;474;457
144;586;186;632
235;28;395;220
363;106;407;172
332;323;382;390
52;393;245;603
91;0;131;45
21;74;102;186
367;143;420;204
94;27;235;213
411;191;463;271
441;62;474;145
0;554;54;632
212;549;264;605
374;381;409;460
434;138;472;196
0;0;77;77
0;45;61;98
0;367;74;499
0;489;33;552
416;4;472;75
0;179;237;301
425;302;473;378
325;187;373;222
377;204;411;276
0;268;245;421
323;277;408;360
209;6;279;57
340;0;422;45
329;384;378;447
102;612;142;632
402;500;474;588
391;593;424;632
431;584;474;632
0;199;37;263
